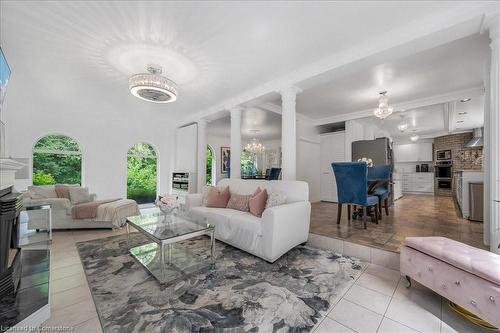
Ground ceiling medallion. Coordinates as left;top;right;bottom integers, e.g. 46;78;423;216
373;91;394;119
129;64;177;103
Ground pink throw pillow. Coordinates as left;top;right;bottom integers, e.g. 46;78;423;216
226;193;251;212
206;186;230;208
249;188;268;217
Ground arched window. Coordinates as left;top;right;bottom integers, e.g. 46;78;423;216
127;143;158;204
32;134;82;185
206;145;216;186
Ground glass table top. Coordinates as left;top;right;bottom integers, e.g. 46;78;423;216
127;212;212;242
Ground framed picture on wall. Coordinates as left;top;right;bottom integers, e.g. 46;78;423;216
221;147;230;174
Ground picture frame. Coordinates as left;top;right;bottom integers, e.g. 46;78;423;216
0;47;11;116
221;147;230;174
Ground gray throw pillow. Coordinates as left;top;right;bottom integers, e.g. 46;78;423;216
265;191;287;208
28;185;57;199
69;187;91;204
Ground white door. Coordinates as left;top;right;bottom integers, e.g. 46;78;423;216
320;132;345;202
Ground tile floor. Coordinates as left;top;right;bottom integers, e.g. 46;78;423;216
42;228;492;333
310;194;487;252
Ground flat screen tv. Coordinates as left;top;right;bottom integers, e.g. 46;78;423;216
0;47;11;113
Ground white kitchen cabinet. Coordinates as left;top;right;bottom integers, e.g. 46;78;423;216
320;132;345;202
394;143;433;162
402;172;434;193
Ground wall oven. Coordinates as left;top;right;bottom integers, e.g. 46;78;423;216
436;149;452;160
435;160;452;179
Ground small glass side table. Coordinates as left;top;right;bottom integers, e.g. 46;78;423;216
19;204;52;247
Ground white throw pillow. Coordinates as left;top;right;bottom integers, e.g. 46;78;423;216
28;185;57;199
69;187;91;204
265;191;287;208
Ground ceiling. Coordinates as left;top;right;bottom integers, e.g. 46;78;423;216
289;33;490;120
364;95;484;140
0;1;489;121
207;108;281;141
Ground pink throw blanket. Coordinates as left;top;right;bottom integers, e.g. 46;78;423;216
71;199;120;220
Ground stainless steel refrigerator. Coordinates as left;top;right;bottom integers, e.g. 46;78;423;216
352;137;393;166
352;137;394;204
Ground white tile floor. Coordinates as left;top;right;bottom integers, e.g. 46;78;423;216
42;229;493;333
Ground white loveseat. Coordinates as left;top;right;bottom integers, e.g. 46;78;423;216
23;185;139;229
186;179;311;263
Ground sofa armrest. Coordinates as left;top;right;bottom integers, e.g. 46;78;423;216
261;201;311;262
185;193;203;210
23;198;72;211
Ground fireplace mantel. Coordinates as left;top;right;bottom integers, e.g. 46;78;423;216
0;158;26;190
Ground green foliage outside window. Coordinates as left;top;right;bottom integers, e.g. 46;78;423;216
206;145;213;185
241;150;255;176
127;143;157;204
32;135;82;185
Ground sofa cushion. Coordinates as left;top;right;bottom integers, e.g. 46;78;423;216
249;188;267;217
266;191;287;208
28;185;58;199
404;236;500;286
226;193;250;212
206;186;230;208
55;184;80;199
190;206;241;228
69;186;91;204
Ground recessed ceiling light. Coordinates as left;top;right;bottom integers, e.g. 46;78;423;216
458;111;467;115
410;135;419;142
460;98;471;103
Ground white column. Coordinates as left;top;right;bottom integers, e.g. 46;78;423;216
281;86;301;180
197;119;207;192
230;107;242;179
487;16;500;253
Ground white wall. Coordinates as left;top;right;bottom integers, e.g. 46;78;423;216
3;74;176;199
297;117;321;202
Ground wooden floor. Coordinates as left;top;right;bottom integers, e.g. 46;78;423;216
310;194;487;253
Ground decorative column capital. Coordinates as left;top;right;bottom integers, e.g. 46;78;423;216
230;106;244;118
280;86;302;103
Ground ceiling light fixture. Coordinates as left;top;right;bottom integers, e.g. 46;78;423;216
373;91;394;119
129;64;178;103
397;114;408;132
410;135;419;142
244;130;265;155
460;98;471;103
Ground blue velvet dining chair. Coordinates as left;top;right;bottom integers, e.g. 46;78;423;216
331;162;379;229
267;168;282;180
367;165;392;218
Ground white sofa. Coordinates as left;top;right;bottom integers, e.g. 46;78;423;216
23;185;139;229
186;179;311;263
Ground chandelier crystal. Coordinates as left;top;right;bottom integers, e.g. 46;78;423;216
245;137;265;155
373;91;394;119
129;64;178;103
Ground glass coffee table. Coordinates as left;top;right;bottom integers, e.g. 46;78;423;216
126;212;215;284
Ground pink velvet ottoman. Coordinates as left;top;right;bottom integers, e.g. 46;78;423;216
400;236;500;327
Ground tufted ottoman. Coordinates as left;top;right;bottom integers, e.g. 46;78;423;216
400;236;500;328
